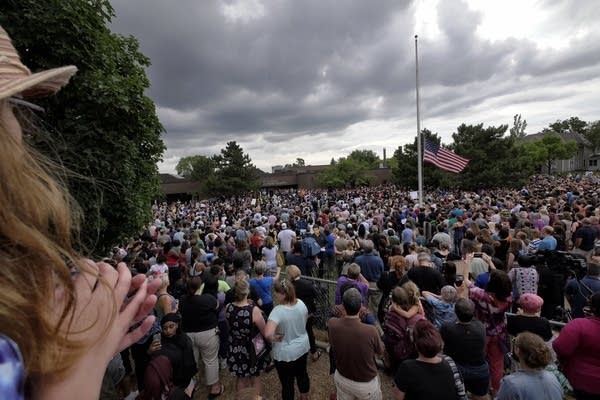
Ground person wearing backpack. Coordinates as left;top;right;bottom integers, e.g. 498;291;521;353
382;286;424;371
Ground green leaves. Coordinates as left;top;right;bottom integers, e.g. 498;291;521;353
317;149;380;188
1;0;165;256
202;142;260;196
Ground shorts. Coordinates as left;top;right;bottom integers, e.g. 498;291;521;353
458;362;489;396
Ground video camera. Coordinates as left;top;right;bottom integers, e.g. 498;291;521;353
517;250;587;279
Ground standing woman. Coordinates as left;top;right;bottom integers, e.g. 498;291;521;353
261;236;279;277
146;313;198;398
154;274;178;322
232;239;253;274
496;332;562;400
179;276;223;398
553;292;600;399
265;280;311;400
249;261;280;316
393;319;466;400
225;280;270;398
464;268;512;395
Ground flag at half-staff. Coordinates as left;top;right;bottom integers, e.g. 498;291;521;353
423;138;469;173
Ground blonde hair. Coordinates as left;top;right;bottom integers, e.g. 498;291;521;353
286;265;301;280
234;279;250;301
402;281;421;306
158;273;170;290
0;117;115;384
264;235;275;249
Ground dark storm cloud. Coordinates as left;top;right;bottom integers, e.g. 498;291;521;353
109;0;600;170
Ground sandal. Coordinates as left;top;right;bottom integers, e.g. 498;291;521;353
207;384;224;399
312;349;323;362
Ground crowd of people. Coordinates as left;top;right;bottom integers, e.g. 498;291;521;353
93;172;600;400
1;23;600;400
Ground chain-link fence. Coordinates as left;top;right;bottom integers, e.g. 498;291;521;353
301;275;381;330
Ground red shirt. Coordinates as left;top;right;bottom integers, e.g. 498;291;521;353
553;316;600;394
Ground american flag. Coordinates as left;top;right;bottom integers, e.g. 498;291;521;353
423;138;469;173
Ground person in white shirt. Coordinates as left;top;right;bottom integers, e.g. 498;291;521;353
277;223;296;255
148;254;169;276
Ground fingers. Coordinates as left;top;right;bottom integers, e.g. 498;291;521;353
113;263;132;302
119;278;149;325
130;294;157;324
117;315;156;352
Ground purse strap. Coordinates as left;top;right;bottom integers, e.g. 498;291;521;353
443;355;467;400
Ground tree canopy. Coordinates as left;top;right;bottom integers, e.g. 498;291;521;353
203;141;260;196
1;0;165;256
176;155;216;181
317;149;382;188
390;119;583;191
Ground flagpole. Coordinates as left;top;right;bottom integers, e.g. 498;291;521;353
415;35;423;207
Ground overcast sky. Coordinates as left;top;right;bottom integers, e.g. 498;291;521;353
110;0;600;174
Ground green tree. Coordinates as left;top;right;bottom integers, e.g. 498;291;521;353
550;117;587;135
510;114;527;139
391;130;457;189
317;157;372;188
347;149;380;168
452;123;528;189
584;121;600;152
0;0;165;255
530;134;578;174
176;155;216;181
205;141;259;196
284;158;305;169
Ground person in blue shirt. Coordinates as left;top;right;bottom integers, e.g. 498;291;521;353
496;332;562;400
422;285;457;328
354;240;384;283
537;226;557;252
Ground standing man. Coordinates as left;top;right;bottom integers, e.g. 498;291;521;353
401;252;444;295
277;222;296;257
572;218;597;261
354;240;384;284
440;298;489;400
329;288;384;400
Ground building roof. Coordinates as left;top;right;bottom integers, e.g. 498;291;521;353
160;174;203;194
523;129;591;147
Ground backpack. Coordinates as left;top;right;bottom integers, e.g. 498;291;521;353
301;236;321;258
382;311;423;362
139;355;175;400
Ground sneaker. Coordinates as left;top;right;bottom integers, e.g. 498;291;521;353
219;358;227;370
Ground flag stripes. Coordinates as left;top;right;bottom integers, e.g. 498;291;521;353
423;138;469;173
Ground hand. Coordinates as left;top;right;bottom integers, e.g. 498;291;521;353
148;340;162;354
41;261;160;399
272;333;284;342
67;261;160;358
